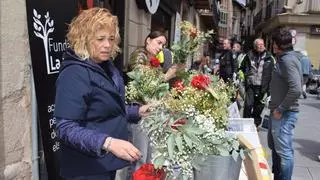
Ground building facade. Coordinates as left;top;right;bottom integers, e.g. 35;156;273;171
218;0;234;40
232;0;246;42
1;0;33;179
246;0;320;68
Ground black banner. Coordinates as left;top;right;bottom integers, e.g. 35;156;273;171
26;1;78;179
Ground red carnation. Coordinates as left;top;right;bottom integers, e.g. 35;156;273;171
172;80;185;93
150;57;161;68
191;74;210;90
170;118;187;130
133;163;166;180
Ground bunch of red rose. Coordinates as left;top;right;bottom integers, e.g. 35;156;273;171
133;163;166;180
150;57;161;68
190;74;210;90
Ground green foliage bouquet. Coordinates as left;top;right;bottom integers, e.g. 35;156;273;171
171;21;214;64
125;60;170;104
141;73;242;179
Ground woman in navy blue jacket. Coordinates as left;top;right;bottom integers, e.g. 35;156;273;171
54;8;145;180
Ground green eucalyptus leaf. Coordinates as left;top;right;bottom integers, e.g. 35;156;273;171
127;71;140;81
216;145;230;156
183;134;193;148
239;149;246;160
148;124;160;134
175;134;183;152
185;132;201;146
231;150;239;161
185;126;205;135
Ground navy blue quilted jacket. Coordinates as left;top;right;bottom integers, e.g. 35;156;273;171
54;49;138;178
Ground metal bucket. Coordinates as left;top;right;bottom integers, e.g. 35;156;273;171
193;155;242;180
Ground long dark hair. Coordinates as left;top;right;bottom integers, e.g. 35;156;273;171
144;31;167;47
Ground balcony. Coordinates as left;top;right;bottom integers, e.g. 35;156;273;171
285;0;320;14
195;0;220;28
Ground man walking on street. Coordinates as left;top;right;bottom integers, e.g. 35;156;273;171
268;27;302;180
240;38;275;127
219;39;237;82
299;50;312;99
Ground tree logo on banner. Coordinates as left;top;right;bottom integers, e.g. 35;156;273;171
33;9;63;74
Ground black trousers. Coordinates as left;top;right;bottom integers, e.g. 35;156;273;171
243;85;265;127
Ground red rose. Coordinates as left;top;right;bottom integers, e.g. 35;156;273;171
170;118;187;130
133;163;166;180
172;80;185;93
150;57;161;68
191;74;210;90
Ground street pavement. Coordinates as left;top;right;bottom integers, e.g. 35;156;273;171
258;94;320;180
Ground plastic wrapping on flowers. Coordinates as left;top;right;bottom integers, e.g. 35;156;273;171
141;73;242;179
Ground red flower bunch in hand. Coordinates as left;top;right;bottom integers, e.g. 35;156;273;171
133;163;166;180
172;79;185;93
191;74;210;90
150;57;161;68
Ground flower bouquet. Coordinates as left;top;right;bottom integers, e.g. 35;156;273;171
141;73;243;179
171;21;214;64
125;57;170;104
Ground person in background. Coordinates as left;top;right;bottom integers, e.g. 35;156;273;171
218;39;237;82
232;42;246;110
128;31;177;171
213;59;220;75
232;41;241;52
240;38;275;127
129;31;177;81
299;50;312;99
268;26;302;180
54;8;145;180
198;52;212;74
232;42;245;67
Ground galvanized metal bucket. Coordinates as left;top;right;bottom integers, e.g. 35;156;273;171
193;155;242;180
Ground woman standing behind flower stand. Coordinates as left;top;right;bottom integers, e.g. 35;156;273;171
129;31;177;81
127;31;178;173
54;8;143;180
